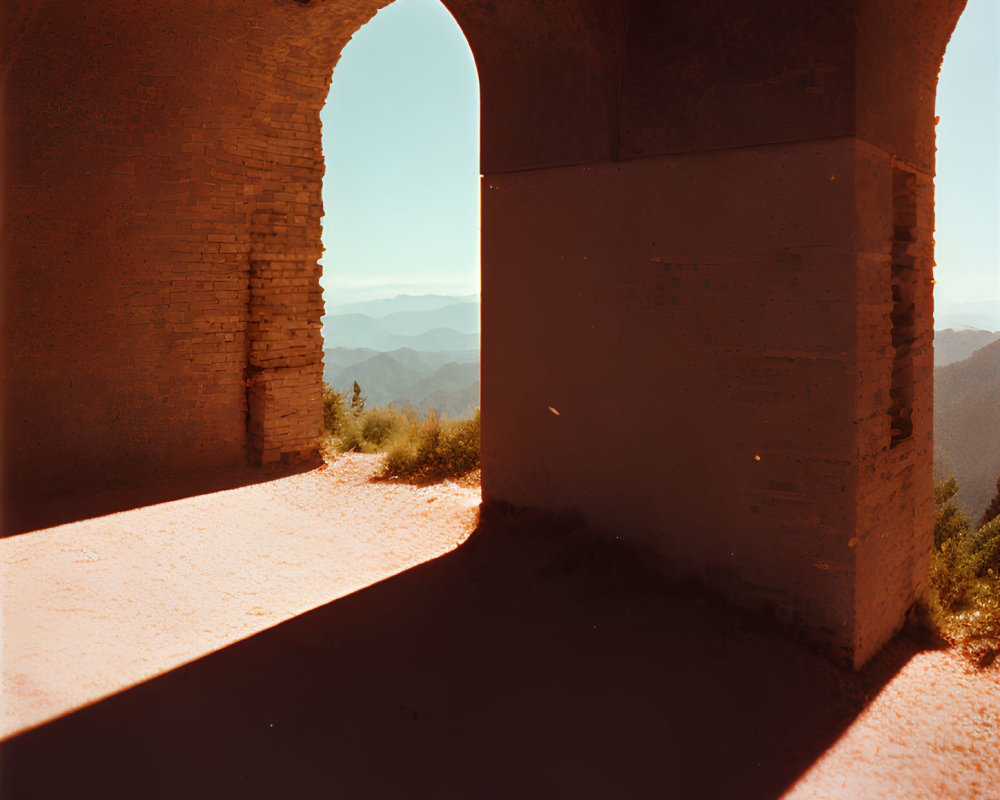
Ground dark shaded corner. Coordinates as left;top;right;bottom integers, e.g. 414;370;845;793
0;508;924;799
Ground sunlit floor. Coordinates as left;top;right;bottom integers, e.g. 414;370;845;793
2;466;998;799
0;454;479;739
782;650;1000;798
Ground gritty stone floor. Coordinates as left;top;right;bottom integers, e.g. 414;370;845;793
781;650;999;799
1;458;997;799
1;454;479;739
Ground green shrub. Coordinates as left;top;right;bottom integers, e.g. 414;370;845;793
337;412;366;453
927;477;1000;666
378;410;480;482
979;478;1000;529
934;476;970;549
337;405;412;454
433;412;480;476
361;406;410;448
322;377;479;483
381;439;418;477
322;383;347;435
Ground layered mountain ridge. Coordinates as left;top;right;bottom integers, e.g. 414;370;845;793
322;298;998;512
934;337;1000;521
322;294;481;419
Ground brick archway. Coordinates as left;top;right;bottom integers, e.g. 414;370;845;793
1;0;969;665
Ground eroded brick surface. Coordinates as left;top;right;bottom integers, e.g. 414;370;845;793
1;0;968;665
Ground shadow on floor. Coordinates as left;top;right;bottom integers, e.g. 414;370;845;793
2;460;320;538
0;508;920;799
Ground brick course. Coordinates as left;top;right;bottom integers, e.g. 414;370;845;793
1;0;967;665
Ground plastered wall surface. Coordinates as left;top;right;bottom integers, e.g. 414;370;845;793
1;0;966;665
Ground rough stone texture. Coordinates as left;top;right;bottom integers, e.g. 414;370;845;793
1;0;379;508
1;0;968;665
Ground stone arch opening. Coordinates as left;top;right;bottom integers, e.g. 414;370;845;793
931;0;1000;520
934;0;998;333
0;0;978;666
186;0;619;472
2;0;618;528
316;0;482;430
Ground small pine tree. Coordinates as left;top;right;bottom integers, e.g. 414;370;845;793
350;380;367;416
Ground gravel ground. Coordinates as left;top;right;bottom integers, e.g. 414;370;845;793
1;453;480;739
782;649;1000;799
2;459;998;799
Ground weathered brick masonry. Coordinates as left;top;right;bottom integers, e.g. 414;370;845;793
1;0;966;666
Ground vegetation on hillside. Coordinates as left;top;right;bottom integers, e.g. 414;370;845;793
978;476;1000;529
325;347;480;419
927;475;1000;667
380;411;480;483
933;339;1000;520
934;328;1000;367
321;382;479;483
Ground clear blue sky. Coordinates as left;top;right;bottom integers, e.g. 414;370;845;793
320;0;479;304
935;0;999;325
321;0;998;325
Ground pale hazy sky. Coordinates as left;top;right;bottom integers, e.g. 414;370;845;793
319;0;478;304
935;0;1000;315
321;0;998;321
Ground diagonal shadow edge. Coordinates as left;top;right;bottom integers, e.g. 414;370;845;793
0;510;923;800
2;460;322;538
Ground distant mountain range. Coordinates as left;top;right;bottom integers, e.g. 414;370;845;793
935;299;1000;333
322;299;479;351
935;328;1000;367
322;294;481;419
325;347;480;419
326;293;479;317
934;337;1000;521
322;300;999;505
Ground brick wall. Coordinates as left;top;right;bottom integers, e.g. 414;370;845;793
1;0;381;522
1;0;967;665
848;0;965;665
